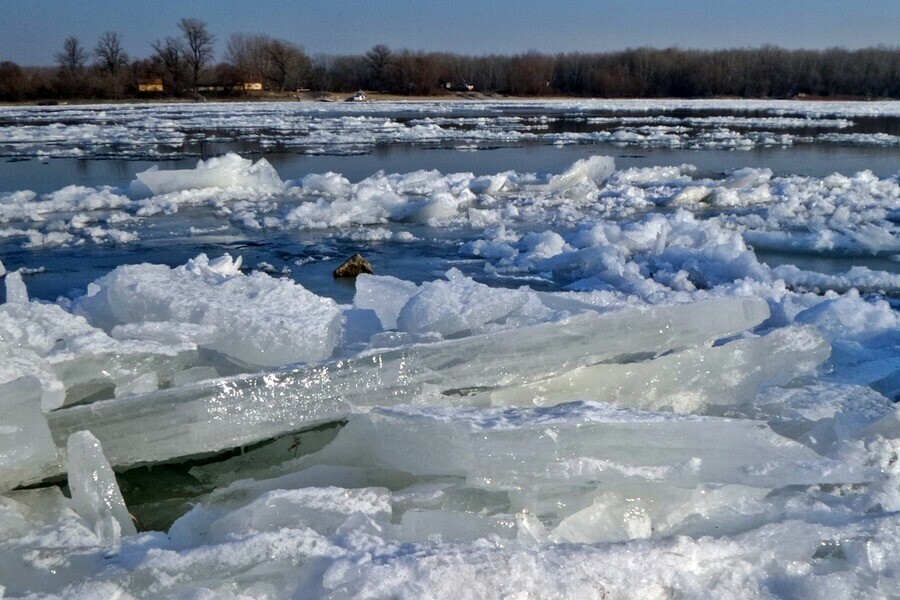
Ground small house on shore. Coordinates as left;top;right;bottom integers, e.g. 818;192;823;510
138;78;164;93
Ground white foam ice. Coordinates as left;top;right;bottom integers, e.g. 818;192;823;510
0;149;896;264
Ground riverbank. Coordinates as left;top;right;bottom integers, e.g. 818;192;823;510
2;91;891;107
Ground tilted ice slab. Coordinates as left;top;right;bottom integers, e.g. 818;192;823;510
0;378;61;493
40;297;769;482
298;402;871;491
477;325;830;413
66;431;136;544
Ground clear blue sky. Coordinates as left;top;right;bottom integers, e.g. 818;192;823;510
2;0;898;66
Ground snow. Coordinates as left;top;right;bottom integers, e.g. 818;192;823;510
0;100;898;598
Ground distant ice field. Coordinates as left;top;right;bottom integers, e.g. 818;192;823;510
2;99;900;187
0;100;898;599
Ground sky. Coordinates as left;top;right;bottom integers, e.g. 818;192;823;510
2;0;899;66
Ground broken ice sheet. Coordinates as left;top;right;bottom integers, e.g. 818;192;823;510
43;297;769;480
174;399;877;548
0;273;198;409
169;486;392;546
290;402;872;493
727;382;897;453
254;401;878;545
478;325;830;413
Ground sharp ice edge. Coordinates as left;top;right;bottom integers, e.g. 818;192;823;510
477;325;831;412
65;430;136;544
39;297;769;480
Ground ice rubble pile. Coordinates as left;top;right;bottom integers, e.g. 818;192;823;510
0;244;898;597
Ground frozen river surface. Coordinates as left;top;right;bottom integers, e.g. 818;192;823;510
0;100;899;598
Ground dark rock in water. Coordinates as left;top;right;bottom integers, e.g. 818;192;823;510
333;254;374;278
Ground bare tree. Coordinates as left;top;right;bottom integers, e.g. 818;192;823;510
54;37;88;96
226;33;272;84
265;39;310;91
94;31;129;75
365;44;393;90
152;36;187;94
178;18;214;89
0;61;26;101
55;37;87;78
226;33;258;77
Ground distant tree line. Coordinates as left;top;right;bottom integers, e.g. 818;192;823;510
2;19;899;102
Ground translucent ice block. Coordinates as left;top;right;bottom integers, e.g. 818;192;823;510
45;298;769;476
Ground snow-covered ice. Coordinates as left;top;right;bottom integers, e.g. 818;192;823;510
73;253;341;367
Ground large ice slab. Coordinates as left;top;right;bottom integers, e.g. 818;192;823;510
43;298;769;478
298;402;871;491
478;325;830;413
